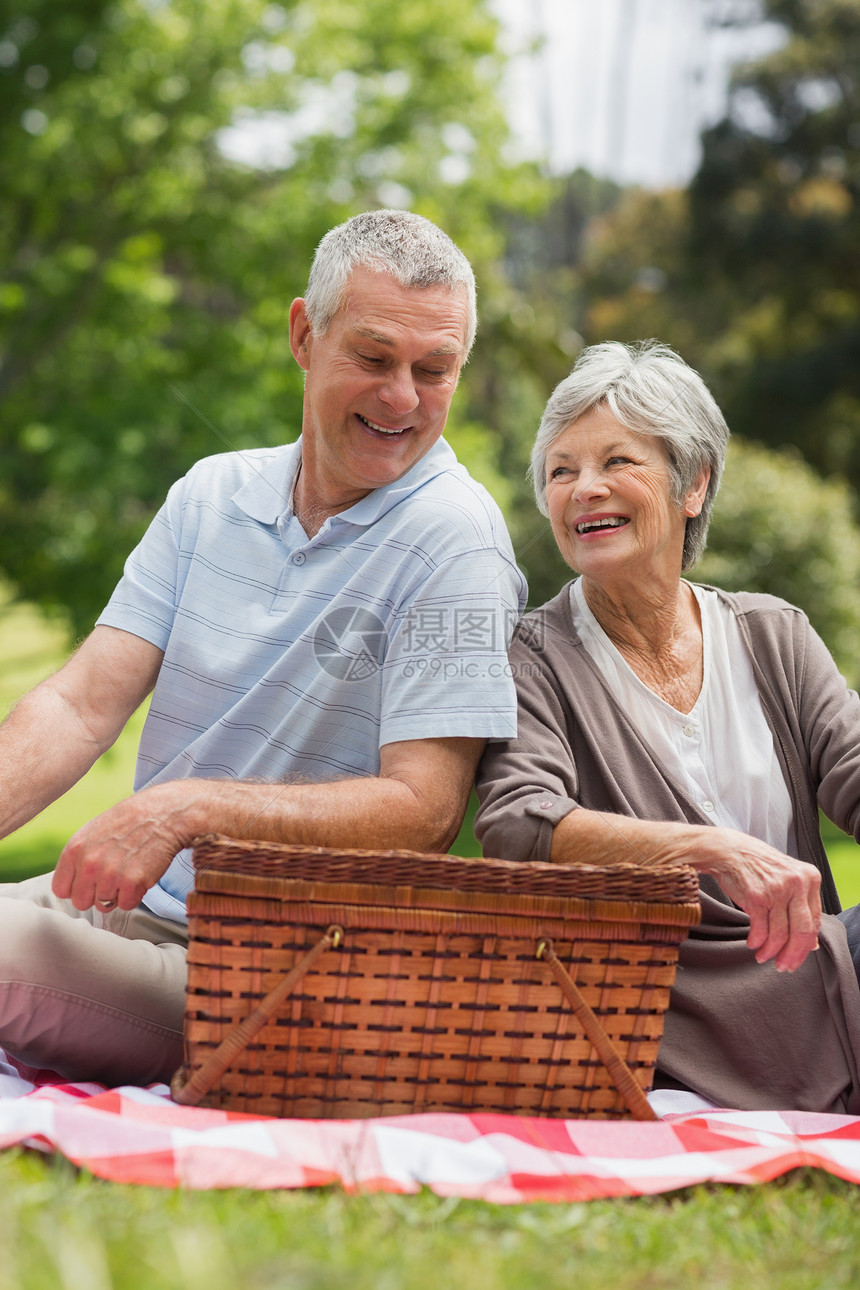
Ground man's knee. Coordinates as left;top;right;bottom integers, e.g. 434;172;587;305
0;893;187;1084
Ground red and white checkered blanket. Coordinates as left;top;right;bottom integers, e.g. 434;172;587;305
2;1056;859;1200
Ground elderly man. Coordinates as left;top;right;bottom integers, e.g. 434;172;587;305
0;210;526;1086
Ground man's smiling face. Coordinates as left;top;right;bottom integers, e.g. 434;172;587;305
289;266;469;517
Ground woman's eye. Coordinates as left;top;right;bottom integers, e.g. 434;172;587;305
606;456;631;467
549;466;572;479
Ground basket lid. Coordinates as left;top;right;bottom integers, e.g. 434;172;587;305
191;834;700;906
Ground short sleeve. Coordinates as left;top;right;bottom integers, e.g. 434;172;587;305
378;548;526;745
96;475;188;651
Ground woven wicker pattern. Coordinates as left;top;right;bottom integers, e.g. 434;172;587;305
178;835;701;1120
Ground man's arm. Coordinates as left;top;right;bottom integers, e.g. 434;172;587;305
52;735;485;912
0;625;163;839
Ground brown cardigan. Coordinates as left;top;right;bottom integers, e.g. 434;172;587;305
475;583;860;1113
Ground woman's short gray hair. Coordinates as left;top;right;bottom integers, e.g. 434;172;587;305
304;209;477;357
531;340;730;570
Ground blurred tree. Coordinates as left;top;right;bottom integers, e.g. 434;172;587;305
582;188;721;363
0;0;544;634
536;170;860;665
566;1;860;662
466;169;624;609
697;437;860;686
688;0;860;486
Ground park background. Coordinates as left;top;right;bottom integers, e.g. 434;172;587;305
1;2;860;1285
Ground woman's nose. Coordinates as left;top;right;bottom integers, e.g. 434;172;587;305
573;465;610;502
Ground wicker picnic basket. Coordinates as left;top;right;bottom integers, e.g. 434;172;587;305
172;834;701;1121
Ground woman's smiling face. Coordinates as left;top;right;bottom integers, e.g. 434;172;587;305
544;403;689;586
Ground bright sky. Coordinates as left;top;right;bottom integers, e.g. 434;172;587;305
219;0;787;192
490;0;786;188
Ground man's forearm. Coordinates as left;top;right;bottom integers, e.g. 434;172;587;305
0;681;114;839
51;773;460;912
52;734;483;913
155;773;461;856
0;625;163;842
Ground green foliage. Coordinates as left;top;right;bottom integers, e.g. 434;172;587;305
687;0;860;486
0;0;543;636
559;2;860;675
697;437;860;685
461;170;625;610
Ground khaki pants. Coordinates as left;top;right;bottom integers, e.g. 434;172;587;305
0;872;188;1086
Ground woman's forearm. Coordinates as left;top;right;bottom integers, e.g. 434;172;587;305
550;807;822;973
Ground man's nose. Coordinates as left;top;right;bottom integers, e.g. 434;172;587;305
378;367;419;415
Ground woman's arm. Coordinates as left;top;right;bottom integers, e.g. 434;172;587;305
477;606;821;974
550;807;821;973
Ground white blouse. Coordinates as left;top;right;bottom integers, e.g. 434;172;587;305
570;579;797;855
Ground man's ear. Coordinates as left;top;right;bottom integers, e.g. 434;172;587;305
289;298;312;371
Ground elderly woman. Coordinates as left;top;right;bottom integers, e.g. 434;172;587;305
476;340;860;1114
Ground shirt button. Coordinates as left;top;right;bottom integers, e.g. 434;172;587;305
683;724;696;737
292;552;306;566
702;800;715;813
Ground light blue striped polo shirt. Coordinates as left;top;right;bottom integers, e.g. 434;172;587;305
97;436;527;922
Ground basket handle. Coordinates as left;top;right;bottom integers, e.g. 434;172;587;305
171;924;345;1107
536;938;657;1121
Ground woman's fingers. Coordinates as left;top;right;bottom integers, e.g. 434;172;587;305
774;882;821;973
700;830;822;971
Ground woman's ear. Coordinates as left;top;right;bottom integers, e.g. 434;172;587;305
684;467;711;518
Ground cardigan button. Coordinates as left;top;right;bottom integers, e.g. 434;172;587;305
539;799;553;809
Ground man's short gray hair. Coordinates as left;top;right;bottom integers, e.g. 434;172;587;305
304;209;477;357
530;340;730;570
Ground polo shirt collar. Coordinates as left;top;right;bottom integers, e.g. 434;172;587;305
232;437;457;529
339;438;457;528
232;443;301;526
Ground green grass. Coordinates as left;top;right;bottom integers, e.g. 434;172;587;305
3;594;860;1288
0;1150;858;1290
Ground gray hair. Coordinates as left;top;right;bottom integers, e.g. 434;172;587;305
304;209;477;357
530;340;730;570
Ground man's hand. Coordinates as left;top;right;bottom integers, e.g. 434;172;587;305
700;827;822;973
52;784;189;912
49;734;485;913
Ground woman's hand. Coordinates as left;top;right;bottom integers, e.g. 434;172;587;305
693;827;822;973
550;809;822;973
